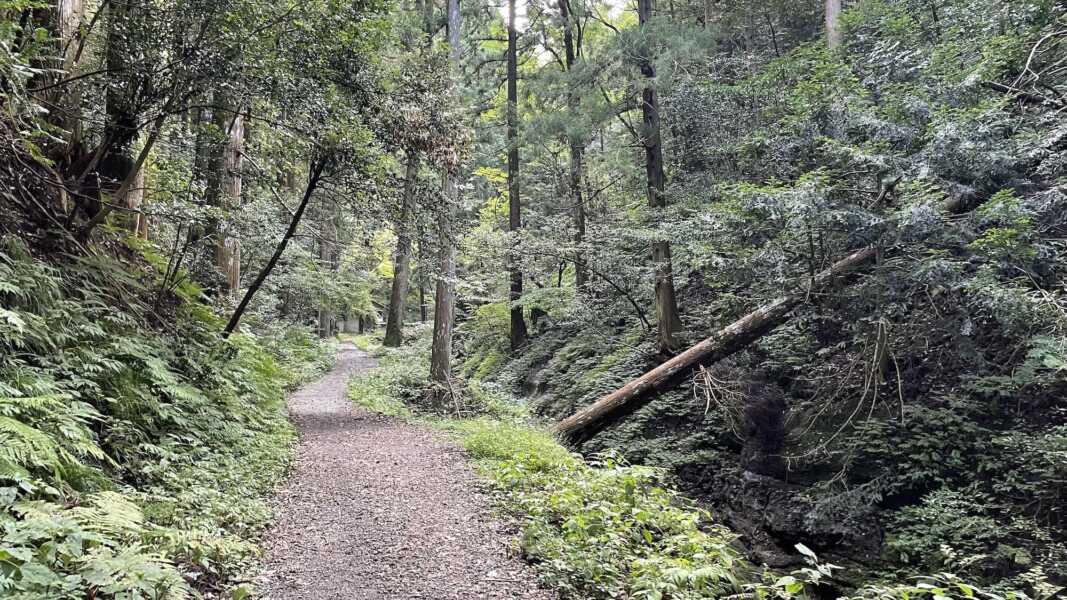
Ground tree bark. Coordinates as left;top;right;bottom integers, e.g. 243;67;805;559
560;0;588;289
507;0;528;351
431;181;458;382
225;159;326;337
101;0;139;180
430;0;462;385
198;103;244;295
317;203;338;338
384;154;419;347
637;0;682;353
53;0;85;150
552;246;879;444
418;243;429;323
420;278;428;322
825;0;842;49
123;164;147;236
215;109;245;296
447;0;460;51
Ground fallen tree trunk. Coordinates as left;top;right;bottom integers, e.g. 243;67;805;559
551;245;879;445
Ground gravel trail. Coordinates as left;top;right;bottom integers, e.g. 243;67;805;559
258;344;552;600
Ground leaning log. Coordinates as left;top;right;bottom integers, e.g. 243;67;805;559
551;245;879;445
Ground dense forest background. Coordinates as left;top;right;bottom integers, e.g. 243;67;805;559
0;0;1065;597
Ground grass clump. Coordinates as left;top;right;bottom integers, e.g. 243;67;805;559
447;419;753;599
346;325;429;417
348;380;413;417
337;332;378;352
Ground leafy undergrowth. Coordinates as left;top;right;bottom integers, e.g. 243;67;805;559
0;237;334;599
447;419;758;599
348;330;1046;600
346;328;422;417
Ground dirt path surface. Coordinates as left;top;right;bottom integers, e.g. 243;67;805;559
258;344;553;600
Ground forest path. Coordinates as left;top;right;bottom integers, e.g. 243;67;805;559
258;343;551;600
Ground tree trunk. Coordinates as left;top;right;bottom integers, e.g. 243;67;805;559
53;0;85;151
100;0;139;183
447;0;460;50
431;183;457;383
637;0;682;353
225;160;326;337
317;202;338;338
430;0;462;386
384;155;419;347
560;0;588;289
552;246;879;444
214;109;245;296
507;0;528;351
419;245;429;323
123;165;147;237
825;0;842;49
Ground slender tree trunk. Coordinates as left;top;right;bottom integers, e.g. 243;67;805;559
447;0;460;49
638;0;682;353
561;0;588;289
420;281;428;322
225;160;326;337
571;143;587;288
317;205;338;338
507;0;528;351
199;103;244;295
384;154;419;347
825;0;842;49
418;243;429;323
123;165;146;236
216;109;245;295
431;0;462;385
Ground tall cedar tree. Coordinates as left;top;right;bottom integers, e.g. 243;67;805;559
638;0;682;352
430;0;462;384
507;0;529;350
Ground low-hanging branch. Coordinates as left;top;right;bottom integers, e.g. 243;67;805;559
551;245;878;445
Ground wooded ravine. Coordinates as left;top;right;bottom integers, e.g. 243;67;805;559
1;0;1065;598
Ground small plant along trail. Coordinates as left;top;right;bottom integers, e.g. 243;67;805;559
259;344;551;600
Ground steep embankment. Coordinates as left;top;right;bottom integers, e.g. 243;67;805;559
0;237;334;598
